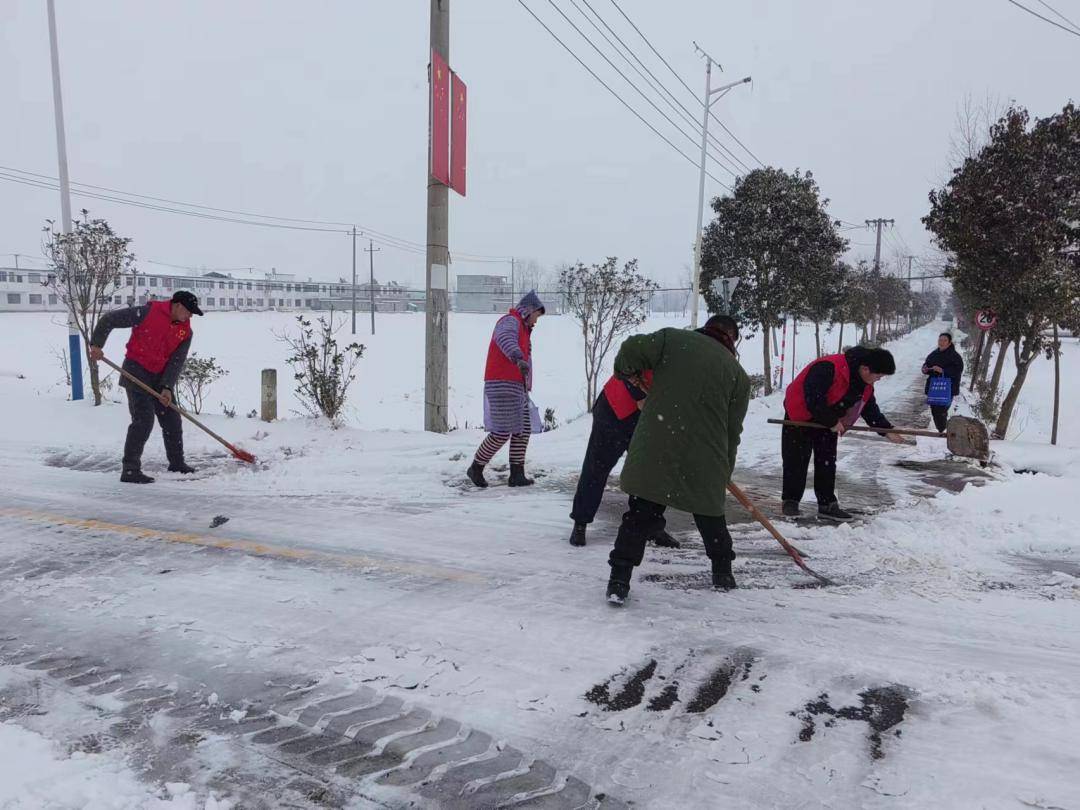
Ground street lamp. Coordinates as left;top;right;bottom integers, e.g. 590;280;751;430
690;43;752;330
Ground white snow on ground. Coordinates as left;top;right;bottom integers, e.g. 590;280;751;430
1;313;1078;809
0;310;856;430
0;670;230;810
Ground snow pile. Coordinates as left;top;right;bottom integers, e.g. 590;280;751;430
0;722;231;810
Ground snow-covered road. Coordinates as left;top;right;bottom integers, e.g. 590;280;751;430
2;321;1079;809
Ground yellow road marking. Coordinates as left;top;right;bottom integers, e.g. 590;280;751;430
0;508;485;585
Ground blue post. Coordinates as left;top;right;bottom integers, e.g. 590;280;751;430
69;318;83;400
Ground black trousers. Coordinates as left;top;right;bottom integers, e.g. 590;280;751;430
123;384;184;472
930;405;949;433
609;496;734;571
570;392;638;525
781;418;839;506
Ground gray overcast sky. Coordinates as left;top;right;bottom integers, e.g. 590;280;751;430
2;1;1078;287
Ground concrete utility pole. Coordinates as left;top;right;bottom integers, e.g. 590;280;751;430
690;43;751;329
905;255;917;327
47;0;82;401
351;226;358;335
865;218;895;274
425;0;450;433
365;239;380;335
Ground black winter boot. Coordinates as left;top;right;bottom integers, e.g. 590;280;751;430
651;530;681;548
818;501;854;523
466;462;489;489
782;500;801;517
120;469;155;484
712;560;737;591
569;523;587;547
168;462;196;474
606;563;633;605
507;464;534;487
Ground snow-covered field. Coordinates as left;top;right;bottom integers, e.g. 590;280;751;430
1;313;1078;809
0;310;858;431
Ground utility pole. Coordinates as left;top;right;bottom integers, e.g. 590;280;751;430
351;226;358;334
510;257;516;299
865;218;894;274
905;255;916;329
689;44;751;330
365;239;380;335
12;255;19;272
425;0;450;433
47;0;82;401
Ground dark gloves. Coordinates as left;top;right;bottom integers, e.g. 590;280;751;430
516;359;530;379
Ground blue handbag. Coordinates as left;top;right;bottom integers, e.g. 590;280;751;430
927;376;953;407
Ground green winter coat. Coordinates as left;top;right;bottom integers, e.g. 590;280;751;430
614;328;751;517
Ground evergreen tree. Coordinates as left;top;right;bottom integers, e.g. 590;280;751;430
700;168;846;394
925;104;1080;438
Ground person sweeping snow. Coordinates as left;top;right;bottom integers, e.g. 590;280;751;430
567;369;680;549
781;347;906;521
603;315;750;605
88;291;202;484
922;332;964;433
467;291;545;488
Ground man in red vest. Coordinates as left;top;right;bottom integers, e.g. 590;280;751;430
89;291;202;484
782;346;904;521
567;369;678;549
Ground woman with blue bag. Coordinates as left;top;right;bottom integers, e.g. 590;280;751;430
922;333;965;433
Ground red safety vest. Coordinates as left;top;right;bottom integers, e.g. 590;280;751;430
484;309;531;388
785;353;873;423
125;300;192;375
603;370;654;420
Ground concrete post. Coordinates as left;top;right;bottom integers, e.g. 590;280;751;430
261;369;277;422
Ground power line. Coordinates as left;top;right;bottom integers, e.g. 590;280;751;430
1033;0;1080;32
0;167;512;262
144;259;255;273
540;0;735;183
567;0;742;176
1004;0;1080;37
0;170;351;234
607;0;766;168
571;0;751;175
516;0;731;189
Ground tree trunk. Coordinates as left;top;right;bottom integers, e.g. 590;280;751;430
976;334;994;388
969;329;986;392
987;339;1010;401
1051;325;1060;446
762;322;773;396
837;321;845;353
814;321;822;358
994;335;1038;439
80;333;103;406
88;358;102;406
791;319;798;381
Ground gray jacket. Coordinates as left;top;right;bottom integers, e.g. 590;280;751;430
90;305;191;392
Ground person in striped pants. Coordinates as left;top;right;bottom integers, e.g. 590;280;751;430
467;291;545;488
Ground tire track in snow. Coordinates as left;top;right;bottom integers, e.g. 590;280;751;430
0;638;626;809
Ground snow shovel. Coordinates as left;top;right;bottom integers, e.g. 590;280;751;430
98;356;257;464
766;416;990;461
727;482;835;586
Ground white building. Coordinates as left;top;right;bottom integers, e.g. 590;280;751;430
0;265;415;315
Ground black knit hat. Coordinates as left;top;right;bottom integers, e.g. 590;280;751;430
862;348;896;375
